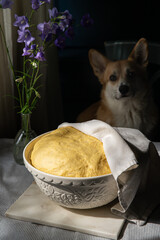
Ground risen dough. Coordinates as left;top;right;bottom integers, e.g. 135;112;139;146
31;126;111;177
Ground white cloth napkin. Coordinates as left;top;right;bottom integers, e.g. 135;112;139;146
59;120;160;226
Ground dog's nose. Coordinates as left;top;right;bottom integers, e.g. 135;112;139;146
119;85;129;95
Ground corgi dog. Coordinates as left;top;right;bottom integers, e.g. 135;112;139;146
77;38;159;139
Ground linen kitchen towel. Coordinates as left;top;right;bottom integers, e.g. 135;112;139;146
59;120;160;225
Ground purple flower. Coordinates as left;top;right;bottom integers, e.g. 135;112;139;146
58;18;70;32
63;10;72;21
22;44;37;57
30;44;36;50
22;45;31;56
13;14;29;30
35;48;46;61
31;0;41;10
48;8;72;33
31;0;50;10
29;44;37;58
65;26;74;39
17;29;35;46
48;7;58;19
51;22;59;34
58;10;72;31
58;21;66;32
80;13;94;27
54;35;65;49
42;0;51;3
0;0;13;8
37;21;52;41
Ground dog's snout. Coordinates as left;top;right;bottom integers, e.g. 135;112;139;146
119;85;129;95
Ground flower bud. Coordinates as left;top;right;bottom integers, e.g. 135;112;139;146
35;91;41;98
15;77;23;83
31;62;38;68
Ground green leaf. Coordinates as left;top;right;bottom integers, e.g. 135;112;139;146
32;74;43;86
15;70;32;79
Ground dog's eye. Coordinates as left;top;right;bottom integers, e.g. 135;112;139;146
109;74;117;81
127;70;135;79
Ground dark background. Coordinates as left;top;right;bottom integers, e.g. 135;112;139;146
54;0;160;124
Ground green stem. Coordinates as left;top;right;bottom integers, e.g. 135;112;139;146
22;57;26;110
33;61;40;87
16;82;23;110
28;9;35;24
30;63;35;89
26;67;35;105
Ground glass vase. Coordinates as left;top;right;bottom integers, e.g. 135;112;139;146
13;113;37;165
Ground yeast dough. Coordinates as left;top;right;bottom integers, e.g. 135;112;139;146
31;126;111;177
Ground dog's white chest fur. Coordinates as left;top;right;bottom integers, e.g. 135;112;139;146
108;97;143;129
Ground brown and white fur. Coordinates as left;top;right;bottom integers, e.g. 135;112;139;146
77;38;159;139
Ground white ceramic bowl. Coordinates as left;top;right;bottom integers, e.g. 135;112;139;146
23;133;118;209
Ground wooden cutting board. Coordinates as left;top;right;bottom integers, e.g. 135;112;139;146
5;182;125;240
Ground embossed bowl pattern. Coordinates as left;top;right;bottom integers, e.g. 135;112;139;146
23;134;118;209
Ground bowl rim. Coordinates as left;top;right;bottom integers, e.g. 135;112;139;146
23;131;112;181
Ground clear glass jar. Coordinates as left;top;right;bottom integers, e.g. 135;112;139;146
13;113;37;165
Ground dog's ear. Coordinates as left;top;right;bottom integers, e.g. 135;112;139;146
89;49;109;83
128;38;148;67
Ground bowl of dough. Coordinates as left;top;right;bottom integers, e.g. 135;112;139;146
23;126;118;209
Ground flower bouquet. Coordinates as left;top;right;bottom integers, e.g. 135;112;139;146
0;0;93;164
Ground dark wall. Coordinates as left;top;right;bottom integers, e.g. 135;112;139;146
55;0;160;123
55;0;160;45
